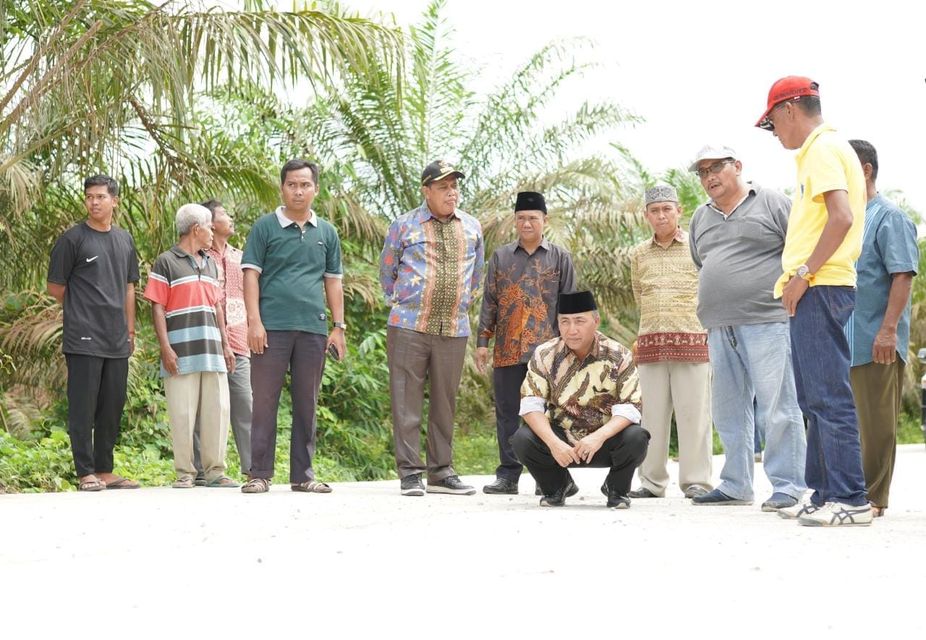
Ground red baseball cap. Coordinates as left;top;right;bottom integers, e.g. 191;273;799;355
756;76;820;129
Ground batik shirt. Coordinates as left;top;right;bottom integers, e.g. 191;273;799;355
379;203;484;337
477;238;576;367
519;332;642;443
206;243;248;357
629;228;708;364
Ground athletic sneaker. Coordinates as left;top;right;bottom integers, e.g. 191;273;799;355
400;473;425;496
777;496;820;520
798;501;872;527
426;475;476;495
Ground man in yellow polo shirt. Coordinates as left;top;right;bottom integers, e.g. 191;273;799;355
756;76;871;527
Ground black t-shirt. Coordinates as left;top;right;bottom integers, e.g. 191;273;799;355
47;222;140;357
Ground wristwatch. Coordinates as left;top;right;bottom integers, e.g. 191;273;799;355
333;321;347;330
796;264;815;283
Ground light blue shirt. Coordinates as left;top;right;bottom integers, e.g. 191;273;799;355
847;194;919;366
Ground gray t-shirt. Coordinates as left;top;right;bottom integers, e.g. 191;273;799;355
47;222;140;357
688;185;791;329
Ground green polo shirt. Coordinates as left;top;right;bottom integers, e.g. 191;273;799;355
241;207;342;335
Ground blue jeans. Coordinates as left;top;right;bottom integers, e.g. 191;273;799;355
709;322;807;501
791;286;868;506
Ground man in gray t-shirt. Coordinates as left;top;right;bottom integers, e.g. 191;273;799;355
47;174;141;491
687;145;807;511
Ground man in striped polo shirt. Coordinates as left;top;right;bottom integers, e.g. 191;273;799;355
145;203;238;489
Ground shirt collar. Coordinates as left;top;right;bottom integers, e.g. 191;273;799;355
707;185;756;218
275;206;317;228
650;227;687;247
417;202;459;223
796;122;836;164
169;245;210;262
512;237;550;254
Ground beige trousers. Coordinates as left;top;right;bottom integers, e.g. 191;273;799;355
165;371;229;480
636;361;713;494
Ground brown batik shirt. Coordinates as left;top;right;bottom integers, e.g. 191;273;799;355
477;238;576;367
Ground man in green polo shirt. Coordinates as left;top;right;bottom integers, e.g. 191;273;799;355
239;159;346;494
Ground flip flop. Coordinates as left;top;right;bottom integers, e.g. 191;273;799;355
105;477;140;490
78;477;105;492
291;480;332;493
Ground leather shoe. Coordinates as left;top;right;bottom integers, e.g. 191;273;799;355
483;477;518;494
629;487;660;499
691;488;753;506
539;479;578;506
761;492;799;512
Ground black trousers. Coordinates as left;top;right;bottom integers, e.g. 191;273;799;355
511;423;650;496
493;363;529;481
65;354;129;477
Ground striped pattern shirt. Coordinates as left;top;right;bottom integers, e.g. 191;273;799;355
629;228;708;364
379;204;484;337
144;245;226;377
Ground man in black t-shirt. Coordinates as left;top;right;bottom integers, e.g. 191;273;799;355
47;175;141;491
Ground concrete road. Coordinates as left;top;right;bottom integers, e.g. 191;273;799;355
2;445;924;638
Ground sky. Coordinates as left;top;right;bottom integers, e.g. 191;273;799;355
339;0;925;216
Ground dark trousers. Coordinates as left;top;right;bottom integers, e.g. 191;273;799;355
790;286;868;507
65;354;129;477
511;423;650;496
493;363;528;481
249;331;326;484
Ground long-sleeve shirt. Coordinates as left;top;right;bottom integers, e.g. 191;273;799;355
477;238;576;367
629;228;708;364
379;203;484;337
205;243;248;357
519;332;642;443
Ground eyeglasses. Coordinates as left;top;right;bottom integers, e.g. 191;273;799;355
759;97;801;131
694;159;735;179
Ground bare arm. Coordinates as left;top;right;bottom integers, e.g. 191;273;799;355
243;269;267;354
873;272;914;365
47;283;65;305
782;190;855;316
214;300;235;374
152;302;179;376
324;276;346;360
125;283;136;354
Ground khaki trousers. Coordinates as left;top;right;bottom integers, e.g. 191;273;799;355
636;361;713;494
165;371;229;480
387;326;467;482
850;360;904;507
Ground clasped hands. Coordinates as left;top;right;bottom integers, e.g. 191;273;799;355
550;432;604;468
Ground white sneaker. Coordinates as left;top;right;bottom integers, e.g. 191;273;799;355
798;501;872;527
777;496;819;520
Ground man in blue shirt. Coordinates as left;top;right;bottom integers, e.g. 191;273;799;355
846;140;918;518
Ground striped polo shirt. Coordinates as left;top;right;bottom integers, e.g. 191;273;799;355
144;245;227;377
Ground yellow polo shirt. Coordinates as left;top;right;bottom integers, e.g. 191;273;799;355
774;123;866;297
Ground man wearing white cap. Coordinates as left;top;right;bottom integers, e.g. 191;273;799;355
687;145;807;510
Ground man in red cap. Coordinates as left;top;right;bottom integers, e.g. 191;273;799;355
756;76;871;526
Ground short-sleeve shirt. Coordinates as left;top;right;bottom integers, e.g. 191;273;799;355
206;243;248;357
775;123;867;297
47;222;140;357
144;246;227;378
477;239;576;367
847;194;919;366
241;208;343;336
629;229;708;363
689;185;791;328
521;332;642;442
